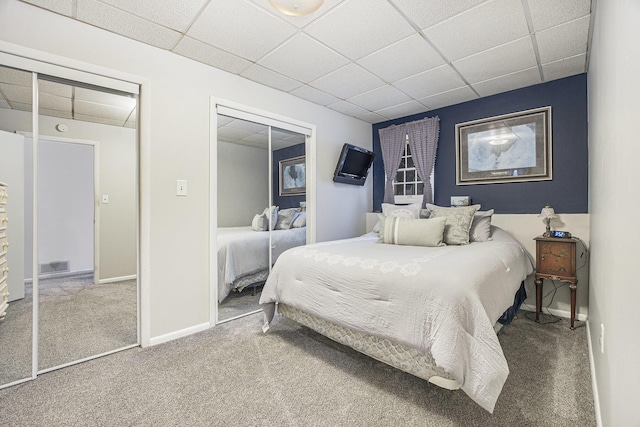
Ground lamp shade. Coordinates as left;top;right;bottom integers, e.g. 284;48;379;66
539;205;557;219
268;0;324;16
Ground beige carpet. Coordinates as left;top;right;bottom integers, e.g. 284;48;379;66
0;310;595;426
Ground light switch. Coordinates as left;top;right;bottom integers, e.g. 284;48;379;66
177;180;188;196
102;195;109;204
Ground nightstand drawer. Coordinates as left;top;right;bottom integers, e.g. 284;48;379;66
536;239;577;279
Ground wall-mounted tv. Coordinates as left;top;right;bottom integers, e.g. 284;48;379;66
333;143;375;186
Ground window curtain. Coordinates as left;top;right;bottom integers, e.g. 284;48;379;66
406;116;440;207
378;124;407;204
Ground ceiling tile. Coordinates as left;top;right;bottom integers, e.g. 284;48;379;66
0;66;32;86
355;111;388;124
393;65;466;100
289;85;340;106
347;85;411;112
310;64;385;100
374;100;427;120
74;99;131;121
472;67;542;97
258;33;349;83
357;34;445;83
528;0;591;32
249;0;344;28
424;0;529;62
97;0;209;32
240;65;303;92
453;37;537;84
173;37;252;74
305;0;415;60
418;86;478;110
8;102;33;112
74;113;125;126
186;0;297;62
536;16;590;64
75;87;136;109
39;107;73;119
0;83;32;105
39;80;73;98
76;0;182;50
391;0;485;30
326;100;370;117
0;99;10;109
542;54;586;82
20;0;73;16
39;92;72;112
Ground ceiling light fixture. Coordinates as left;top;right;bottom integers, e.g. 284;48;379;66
268;0;324;16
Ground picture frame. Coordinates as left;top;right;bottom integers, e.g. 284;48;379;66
279;155;306;196
455;106;552;185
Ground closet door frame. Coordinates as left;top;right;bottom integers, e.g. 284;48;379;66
0;43;148;388
210;98;316;326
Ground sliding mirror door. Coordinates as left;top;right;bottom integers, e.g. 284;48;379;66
216;115;270;322
36;76;138;371
0;65;33;387
216;113;307;323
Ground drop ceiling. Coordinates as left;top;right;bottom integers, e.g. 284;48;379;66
13;0;592;125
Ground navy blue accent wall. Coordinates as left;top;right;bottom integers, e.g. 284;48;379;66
273;143;306;209
372;74;588;214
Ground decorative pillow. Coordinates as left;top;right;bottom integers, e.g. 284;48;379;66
291;212;306;228
275;208;300;230
470;209;494;242
428;204;480;245
381;203;421;219
263;206;278;229
251;213;268;231
373;203;422;233
377;214;446;247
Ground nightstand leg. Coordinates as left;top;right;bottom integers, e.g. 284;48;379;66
534;278;543;323
569;281;577;330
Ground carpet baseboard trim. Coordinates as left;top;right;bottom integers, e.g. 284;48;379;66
586;321;603;427
520;304;588;321
149;322;210;346
99;274;137;284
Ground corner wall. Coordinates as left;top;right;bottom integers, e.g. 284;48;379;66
587;0;640;424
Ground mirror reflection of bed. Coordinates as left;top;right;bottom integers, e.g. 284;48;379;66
216;114;306;322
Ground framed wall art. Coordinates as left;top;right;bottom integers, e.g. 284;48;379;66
455;107;552;185
279;155;306;196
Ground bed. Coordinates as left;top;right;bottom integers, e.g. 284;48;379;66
217;226;306;303
259;225;534;413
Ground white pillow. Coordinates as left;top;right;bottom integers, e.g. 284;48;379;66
291;212;306;228
263;206;278;229
377;214;446;247
373;203;422;233
470;209;494;242
275;208;300;230
251;213;268;231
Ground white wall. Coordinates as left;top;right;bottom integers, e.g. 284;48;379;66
0;0;372;339
588;0;640;424
0;109;137;282
217;141;269;227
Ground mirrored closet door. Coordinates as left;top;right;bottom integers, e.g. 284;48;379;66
0;61;139;388
0;65;34;387
216;114;307;323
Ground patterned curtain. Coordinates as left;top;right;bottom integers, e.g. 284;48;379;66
378;124;407;204
406;117;440;208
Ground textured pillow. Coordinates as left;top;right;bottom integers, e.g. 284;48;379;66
275;208;300;230
377;214;446;247
251;213;268;231
428;204;480;245
470;209;494;242
291;212;306;228
263;206;278;229
381;203;421;219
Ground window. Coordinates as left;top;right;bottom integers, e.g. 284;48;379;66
391;136;434;204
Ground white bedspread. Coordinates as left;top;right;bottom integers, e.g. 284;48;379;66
217;226;306;303
260;227;533;413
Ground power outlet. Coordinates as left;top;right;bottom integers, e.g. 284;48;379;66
599;323;605;354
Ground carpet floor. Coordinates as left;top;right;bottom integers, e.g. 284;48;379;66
0;310;595;426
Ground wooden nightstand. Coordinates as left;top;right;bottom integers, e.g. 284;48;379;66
534;236;578;329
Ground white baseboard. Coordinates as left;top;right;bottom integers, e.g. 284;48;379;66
586;322;603;427
24;269;94;283
99;274;137;284
149;322;210;346
520;303;588;322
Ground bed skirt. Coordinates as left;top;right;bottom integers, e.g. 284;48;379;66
276;303;460;390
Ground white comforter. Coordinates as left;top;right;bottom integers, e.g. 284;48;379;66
217;226;306;303
260;227;534;413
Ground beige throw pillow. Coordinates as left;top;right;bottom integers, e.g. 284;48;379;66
377;215;446;247
428;204;480;245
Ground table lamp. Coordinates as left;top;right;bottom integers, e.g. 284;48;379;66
539;205;557;237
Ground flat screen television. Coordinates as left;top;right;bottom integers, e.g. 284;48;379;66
333;143;375;186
